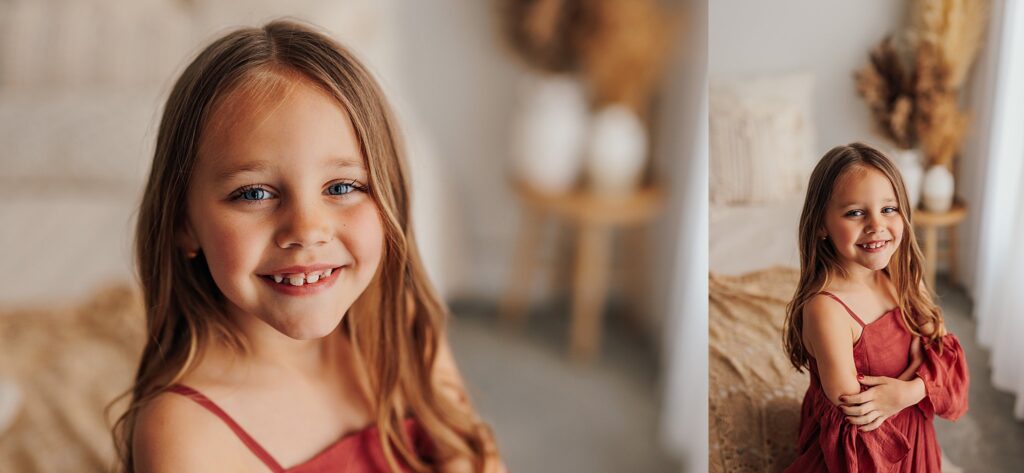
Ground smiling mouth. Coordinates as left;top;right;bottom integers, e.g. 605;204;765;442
260;266;343;287
857;240;890;251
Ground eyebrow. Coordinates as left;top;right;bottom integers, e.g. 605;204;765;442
837;197;898;207
214;157;365;181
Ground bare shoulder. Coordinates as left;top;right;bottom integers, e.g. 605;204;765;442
132;390;249;472
801;294;857;357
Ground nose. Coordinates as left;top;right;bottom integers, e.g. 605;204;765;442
865;212;885;234
275;196;333;249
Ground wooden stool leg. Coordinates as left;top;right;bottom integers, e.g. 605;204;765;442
923;225;938;293
570;223;612;362
947;225;959;287
500;206;545;327
621;225;650;333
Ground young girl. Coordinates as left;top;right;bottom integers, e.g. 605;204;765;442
782;143;969;472
111;20;503;473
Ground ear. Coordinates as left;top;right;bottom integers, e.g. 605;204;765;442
176;219;201;257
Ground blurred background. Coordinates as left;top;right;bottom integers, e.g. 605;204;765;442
0;0;707;472
708;0;1024;471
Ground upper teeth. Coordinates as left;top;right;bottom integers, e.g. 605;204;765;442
861;241;886;249
271;267;333;285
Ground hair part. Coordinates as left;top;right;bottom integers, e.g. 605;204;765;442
782;142;945;372
109;19;496;472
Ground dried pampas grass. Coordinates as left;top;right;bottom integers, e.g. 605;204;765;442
856;0;988;168
574;0;680;114
501;0;584;73
855;37;916;149
501;0;681;115
910;0;988;168
910;0;989;89
914;40;971;168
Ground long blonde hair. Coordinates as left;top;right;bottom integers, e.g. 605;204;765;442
782;143;944;372
110;19;495;472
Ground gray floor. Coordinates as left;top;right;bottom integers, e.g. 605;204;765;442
447;299;681;473
932;278;1024;472
449;282;1024;473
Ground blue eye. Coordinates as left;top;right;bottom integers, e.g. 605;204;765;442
327;182;355;196
845;210;864;217
232;186;273;202
883;206;899;214
327;181;366;197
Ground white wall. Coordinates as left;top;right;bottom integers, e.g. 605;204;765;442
710;0;906;155
393;0;525;299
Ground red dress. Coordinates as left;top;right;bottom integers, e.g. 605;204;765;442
166;384;436;472
785;292;969;473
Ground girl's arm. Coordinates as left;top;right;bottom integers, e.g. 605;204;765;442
802;295;862;406
841;330;929;431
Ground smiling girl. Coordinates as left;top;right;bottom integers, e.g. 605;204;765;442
782;143;968;472
111;20;502;472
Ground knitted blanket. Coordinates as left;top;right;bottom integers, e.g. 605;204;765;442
0;284;144;472
709;267;807;472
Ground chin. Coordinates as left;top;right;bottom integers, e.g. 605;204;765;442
266;312;346;340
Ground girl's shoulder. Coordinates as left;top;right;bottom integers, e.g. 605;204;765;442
802;291;855;322
133;388;255;472
800;292;862;356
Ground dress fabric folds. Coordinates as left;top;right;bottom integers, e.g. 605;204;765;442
785;294;969;473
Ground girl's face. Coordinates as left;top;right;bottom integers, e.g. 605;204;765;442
822;166;904;274
183;78;384;340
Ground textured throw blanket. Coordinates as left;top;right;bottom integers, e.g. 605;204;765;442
709;267;807;472
0;284;144;472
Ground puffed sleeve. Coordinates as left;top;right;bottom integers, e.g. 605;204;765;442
787;389;910;473
915;333;969;421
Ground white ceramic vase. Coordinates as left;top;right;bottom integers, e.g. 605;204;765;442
894;148;924;210
922;165;955;213
512;76;589;193
585;105;648;195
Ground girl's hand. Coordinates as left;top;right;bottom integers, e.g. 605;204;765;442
897;336;924;381
839;375;926;432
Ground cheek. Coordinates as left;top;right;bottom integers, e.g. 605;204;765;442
343;202;386;271
891;219;905;245
824;218;857;246
193;207;265;282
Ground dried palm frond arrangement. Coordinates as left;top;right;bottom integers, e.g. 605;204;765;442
855;0;989;169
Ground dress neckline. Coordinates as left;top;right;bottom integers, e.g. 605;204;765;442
853;307;900;348
165;384;394;472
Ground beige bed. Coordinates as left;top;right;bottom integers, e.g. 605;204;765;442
0;284;144;472
709;267;806;472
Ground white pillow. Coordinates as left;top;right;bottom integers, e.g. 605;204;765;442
0;89;160;185
710;73;816;205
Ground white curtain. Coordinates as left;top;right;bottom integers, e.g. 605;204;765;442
970;0;1024;419
659;0;708;470
659;92;709;473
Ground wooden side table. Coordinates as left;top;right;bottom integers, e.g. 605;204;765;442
913;201;967;292
499;180;664;361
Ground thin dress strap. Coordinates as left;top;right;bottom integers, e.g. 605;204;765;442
165;384;285;473
817;291;868;328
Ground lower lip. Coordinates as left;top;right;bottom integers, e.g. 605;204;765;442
259;267;342;296
858;241;890;253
